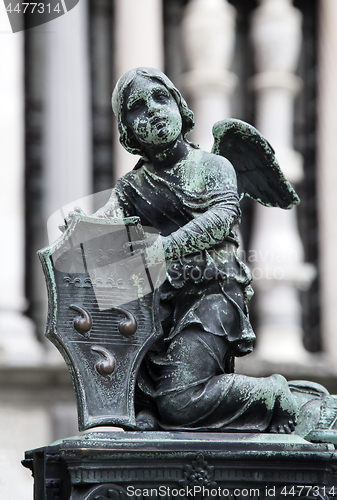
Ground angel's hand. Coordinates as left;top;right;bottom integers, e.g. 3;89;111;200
58;206;86;233
123;232;161;255
123;232;166;266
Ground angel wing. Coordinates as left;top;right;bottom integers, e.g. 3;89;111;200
211;119;300;209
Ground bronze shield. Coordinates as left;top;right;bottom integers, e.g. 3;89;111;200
38;215;165;430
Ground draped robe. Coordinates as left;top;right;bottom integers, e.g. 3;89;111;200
95;158;298;431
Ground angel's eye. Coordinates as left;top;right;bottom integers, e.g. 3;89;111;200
153;90;170;103
129;99;144;112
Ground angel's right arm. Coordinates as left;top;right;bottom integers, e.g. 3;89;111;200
162;155;240;260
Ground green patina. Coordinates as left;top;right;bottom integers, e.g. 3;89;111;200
38;67;337;445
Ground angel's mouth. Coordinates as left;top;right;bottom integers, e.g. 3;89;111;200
150;116;167;127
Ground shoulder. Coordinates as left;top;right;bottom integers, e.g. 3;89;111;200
116;167;144;190
196;150;237;191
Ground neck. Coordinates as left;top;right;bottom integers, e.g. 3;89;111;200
145;135;189;169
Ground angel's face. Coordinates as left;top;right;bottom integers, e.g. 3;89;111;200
124;76;183;149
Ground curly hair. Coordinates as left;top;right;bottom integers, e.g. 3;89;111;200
111;67;196;158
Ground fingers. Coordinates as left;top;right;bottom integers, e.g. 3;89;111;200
73;206;86;215
123;240;143;249
59;217;69;233
58;206;86;233
123;236;157;250
120;242;145;257
59;215;72;233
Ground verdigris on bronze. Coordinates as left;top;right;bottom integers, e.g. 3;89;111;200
41;67;337;443
38;216;165;430
22;431;337;498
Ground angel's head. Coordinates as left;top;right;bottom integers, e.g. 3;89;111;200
112;67;195;157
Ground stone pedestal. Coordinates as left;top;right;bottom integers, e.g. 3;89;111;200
23;431;337;499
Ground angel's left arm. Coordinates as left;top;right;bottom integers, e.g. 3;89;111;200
162;158;240;260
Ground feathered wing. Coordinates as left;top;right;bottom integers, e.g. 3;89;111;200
211;119;300;209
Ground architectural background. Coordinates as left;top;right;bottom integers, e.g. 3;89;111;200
0;0;337;497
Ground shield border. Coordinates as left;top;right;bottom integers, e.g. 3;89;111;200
38;214;162;431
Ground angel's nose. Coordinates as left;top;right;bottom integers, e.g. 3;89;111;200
147;97;161;114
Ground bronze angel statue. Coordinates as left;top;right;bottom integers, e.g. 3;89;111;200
64;67;336;440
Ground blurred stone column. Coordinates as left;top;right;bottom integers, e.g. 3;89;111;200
250;0;315;362
114;0;164;179
42;1;92;363
317;0;337;363
0;6;43;364
44;0;92;234
181;0;238;151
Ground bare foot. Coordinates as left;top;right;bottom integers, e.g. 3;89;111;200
136;410;160;431
269;419;296;434
268;375;299;434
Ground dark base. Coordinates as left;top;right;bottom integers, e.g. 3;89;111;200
23;431;337;500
